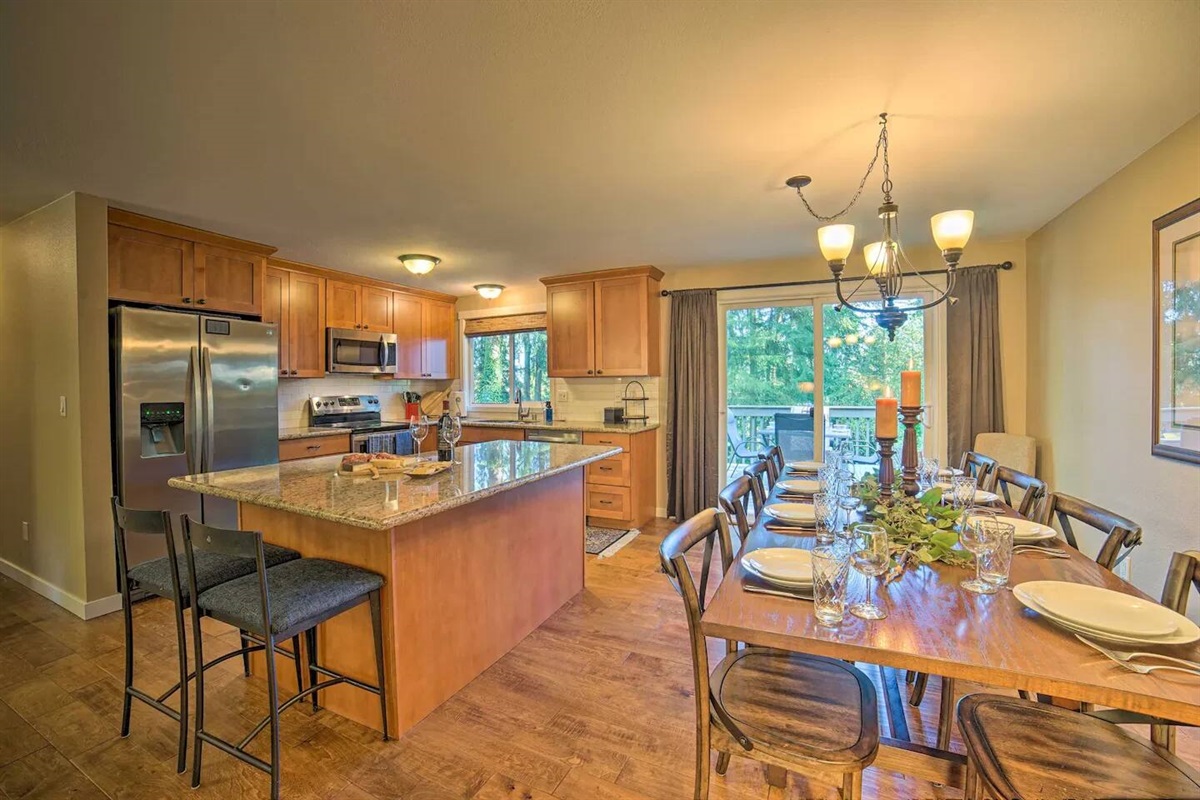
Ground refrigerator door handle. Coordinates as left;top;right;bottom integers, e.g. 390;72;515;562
202;346;216;473
186;346;201;475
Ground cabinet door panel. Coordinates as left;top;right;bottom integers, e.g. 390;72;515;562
194;244;264;315
546;282;595;377
392;292;424;378
108;225;195;307
421;300;455;379
361;286;393;332
326;280;361;329
594;276;649;376
289;272;326;378
264;267;290;377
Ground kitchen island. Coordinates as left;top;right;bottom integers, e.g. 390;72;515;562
169;440;619;735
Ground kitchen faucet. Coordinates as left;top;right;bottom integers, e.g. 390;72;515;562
515;386;524;421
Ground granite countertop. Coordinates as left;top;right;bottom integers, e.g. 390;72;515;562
168;440;621;531
459;418;660;434
278;426;356;441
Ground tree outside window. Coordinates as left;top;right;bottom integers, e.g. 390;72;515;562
469;330;550;405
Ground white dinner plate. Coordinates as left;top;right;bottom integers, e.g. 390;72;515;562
1016;581;1182;637
938;467;965;478
762;502;817;525
1013;587;1200;645
786;460;823;473
777;478;820;495
742;548;813;584
1007;518;1058;543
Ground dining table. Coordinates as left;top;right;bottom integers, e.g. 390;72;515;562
701;478;1200;789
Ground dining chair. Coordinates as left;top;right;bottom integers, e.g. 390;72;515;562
757;444;785;488
1038;492;1142;571
182;516;388;800
986;465;1048;519
743;459;772;517
717;475;754;552
659;508;879;800
958;450;999;485
957;694;1200;800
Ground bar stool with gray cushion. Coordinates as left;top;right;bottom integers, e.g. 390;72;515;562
956;694;1200;800
182;516;388;800
112;498;300;774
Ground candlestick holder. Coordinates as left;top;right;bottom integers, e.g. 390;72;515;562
899;405;923;496
876;435;897;503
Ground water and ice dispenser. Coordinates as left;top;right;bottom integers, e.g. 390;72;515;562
140;402;186;457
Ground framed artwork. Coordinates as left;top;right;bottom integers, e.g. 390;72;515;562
1152;197;1200;464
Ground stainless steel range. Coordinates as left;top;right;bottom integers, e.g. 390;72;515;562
309;395;414;455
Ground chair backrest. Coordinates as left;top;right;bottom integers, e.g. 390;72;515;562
1161;551;1200;615
743;459;771;514
756;445;783;488
1039;492;1142;572
973;432;1036;477
988;466;1048;519
717;475;754;551
774;413;815;462
181;515;272;632
659;508;736;736
111;497;176;598
959;450;999;485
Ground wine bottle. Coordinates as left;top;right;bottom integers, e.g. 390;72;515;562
437;399;452;462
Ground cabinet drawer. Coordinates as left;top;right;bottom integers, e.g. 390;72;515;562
586;454;630;487
583;431;630;452
279;434;351;461
586;485;630;520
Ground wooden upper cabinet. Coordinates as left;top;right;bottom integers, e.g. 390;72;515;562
545;282;596;376
264;267;290;377
392;292;424;379
326;280;362;329
108;225;195;307
194;243;264;315
361;286;393;332
421;299;456;379
288;272;326;378
541;266;662;378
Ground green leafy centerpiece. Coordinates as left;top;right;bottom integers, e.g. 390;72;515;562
853;475;972;579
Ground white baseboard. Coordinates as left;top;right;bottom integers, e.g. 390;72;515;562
655;507;667;519
0;557;123;620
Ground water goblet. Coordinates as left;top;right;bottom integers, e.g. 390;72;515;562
811;545;850;626
849;524;890;620
959;515;1001;595
951;475;977;512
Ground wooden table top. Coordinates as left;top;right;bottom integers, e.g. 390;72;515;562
701;485;1200;726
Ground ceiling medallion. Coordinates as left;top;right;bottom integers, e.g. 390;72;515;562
787;112;975;340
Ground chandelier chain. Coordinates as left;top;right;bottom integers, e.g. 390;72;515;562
793;114;890;222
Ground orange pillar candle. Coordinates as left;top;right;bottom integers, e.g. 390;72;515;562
875;394;899;438
900;369;921;408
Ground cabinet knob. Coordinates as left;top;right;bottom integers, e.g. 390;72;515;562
587;370;593;375
182;297;192;304
280;369;287;376
195;298;206;305
290;370;298;375
597;370;603;375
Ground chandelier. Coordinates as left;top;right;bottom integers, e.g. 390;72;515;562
787;113;974;340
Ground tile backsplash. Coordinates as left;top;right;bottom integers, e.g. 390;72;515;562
464;376;660;424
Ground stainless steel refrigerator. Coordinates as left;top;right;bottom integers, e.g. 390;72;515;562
112;306;279;569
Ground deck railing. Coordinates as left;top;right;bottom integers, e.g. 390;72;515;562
726;405;879;468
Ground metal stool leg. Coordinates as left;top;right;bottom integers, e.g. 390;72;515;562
290;635;305;699
120;589;134;738
304;627;320;711
240;629;252;676
265;632;282;800
190;603;206;788
170;598;190;773
369;590;389;740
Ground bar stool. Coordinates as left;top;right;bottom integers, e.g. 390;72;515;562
182;516;388;800
111;499;300;773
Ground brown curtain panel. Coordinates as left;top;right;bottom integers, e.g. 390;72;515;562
667;290;720;521
947;266;1005;464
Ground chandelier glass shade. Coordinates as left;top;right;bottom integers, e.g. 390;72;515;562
788;113;975;340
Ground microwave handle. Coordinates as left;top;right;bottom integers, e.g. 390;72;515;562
379;335;387;371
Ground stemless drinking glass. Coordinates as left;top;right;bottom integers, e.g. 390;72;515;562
951;475;977;511
410;415;429;455
959;515;1001;594
812;491;834;544
918;456;940;492
850;524;890;620
811;545;850;626
980;520;1015;588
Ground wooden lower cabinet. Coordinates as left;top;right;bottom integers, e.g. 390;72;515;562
583;430;656;529
279;434;350;461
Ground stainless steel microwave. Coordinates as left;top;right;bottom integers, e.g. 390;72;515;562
327;328;398;374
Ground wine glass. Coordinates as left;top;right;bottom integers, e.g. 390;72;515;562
447;415;463;463
960;515;1001;595
410;415;429;456
918;456;940;492
850;524;890;620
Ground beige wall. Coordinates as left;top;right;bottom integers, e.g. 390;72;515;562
0;192;115;613
1027;115;1200;596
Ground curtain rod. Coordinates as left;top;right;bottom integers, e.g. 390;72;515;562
659;260;1014;296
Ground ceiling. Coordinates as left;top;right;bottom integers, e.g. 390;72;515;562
2;1;1198;296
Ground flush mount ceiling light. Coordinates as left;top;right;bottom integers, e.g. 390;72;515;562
398;254;440;275
474;284;505;299
787;112;975;340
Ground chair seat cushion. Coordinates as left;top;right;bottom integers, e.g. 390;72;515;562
957;695;1200;799
196;558;384;636
128;544;300;603
711;647;878;768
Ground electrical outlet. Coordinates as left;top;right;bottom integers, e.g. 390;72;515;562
21;521;29;541
556;389;568;404
59;396;67;417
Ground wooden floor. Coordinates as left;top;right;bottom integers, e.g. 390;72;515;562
0;517;1196;800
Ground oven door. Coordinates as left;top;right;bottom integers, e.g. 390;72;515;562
327;328;398;374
